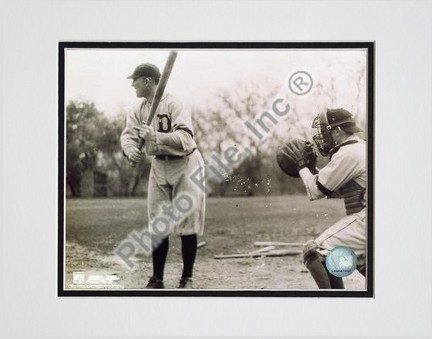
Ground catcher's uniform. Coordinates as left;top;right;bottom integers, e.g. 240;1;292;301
121;93;205;236
307;135;366;268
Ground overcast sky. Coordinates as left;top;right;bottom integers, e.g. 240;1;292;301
65;48;367;118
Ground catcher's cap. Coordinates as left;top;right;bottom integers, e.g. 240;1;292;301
323;108;363;133
127;63;161;80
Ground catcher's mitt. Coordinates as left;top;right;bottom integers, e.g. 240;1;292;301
276;138;318;177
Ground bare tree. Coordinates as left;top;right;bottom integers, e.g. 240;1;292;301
192;81;305;195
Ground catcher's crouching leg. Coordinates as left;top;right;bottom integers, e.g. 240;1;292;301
357;263;366;277
303;240;344;289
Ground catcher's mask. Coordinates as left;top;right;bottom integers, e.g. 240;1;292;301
312;108;362;156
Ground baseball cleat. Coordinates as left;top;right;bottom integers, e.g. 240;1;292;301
178;277;193;289
145;276;165;289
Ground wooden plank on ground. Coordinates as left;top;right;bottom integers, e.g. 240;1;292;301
254;241;303;247
214;249;302;259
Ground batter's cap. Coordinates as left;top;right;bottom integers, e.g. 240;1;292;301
127;63;161;80
325;108;363;133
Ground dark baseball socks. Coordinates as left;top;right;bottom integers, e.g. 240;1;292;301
152;236;169;281
304;254;344;289
151;234;197;283
180;234;197;279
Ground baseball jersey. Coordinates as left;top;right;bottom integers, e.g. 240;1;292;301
317;135;366;195
120;93;197;157
310;135;367;264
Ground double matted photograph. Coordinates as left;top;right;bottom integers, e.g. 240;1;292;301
58;42;374;296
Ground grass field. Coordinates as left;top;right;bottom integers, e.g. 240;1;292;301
65;195;365;290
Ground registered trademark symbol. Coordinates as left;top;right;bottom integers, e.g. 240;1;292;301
288;71;313;95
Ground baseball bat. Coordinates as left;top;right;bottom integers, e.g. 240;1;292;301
197;241;207;249
137;51;178;150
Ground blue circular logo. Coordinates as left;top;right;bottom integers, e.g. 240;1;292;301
325;246;357;277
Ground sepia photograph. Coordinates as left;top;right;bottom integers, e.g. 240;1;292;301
3;0;431;335
58;42;374;296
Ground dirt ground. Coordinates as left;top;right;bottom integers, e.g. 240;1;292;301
65;196;365;290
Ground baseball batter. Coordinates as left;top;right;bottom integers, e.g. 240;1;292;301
284;108;366;289
120;63;205;289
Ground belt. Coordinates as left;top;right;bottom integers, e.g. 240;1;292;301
155;148;196;161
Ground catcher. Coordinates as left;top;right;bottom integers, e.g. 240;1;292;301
277;108;366;289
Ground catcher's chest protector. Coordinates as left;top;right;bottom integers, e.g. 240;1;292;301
339;180;366;215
